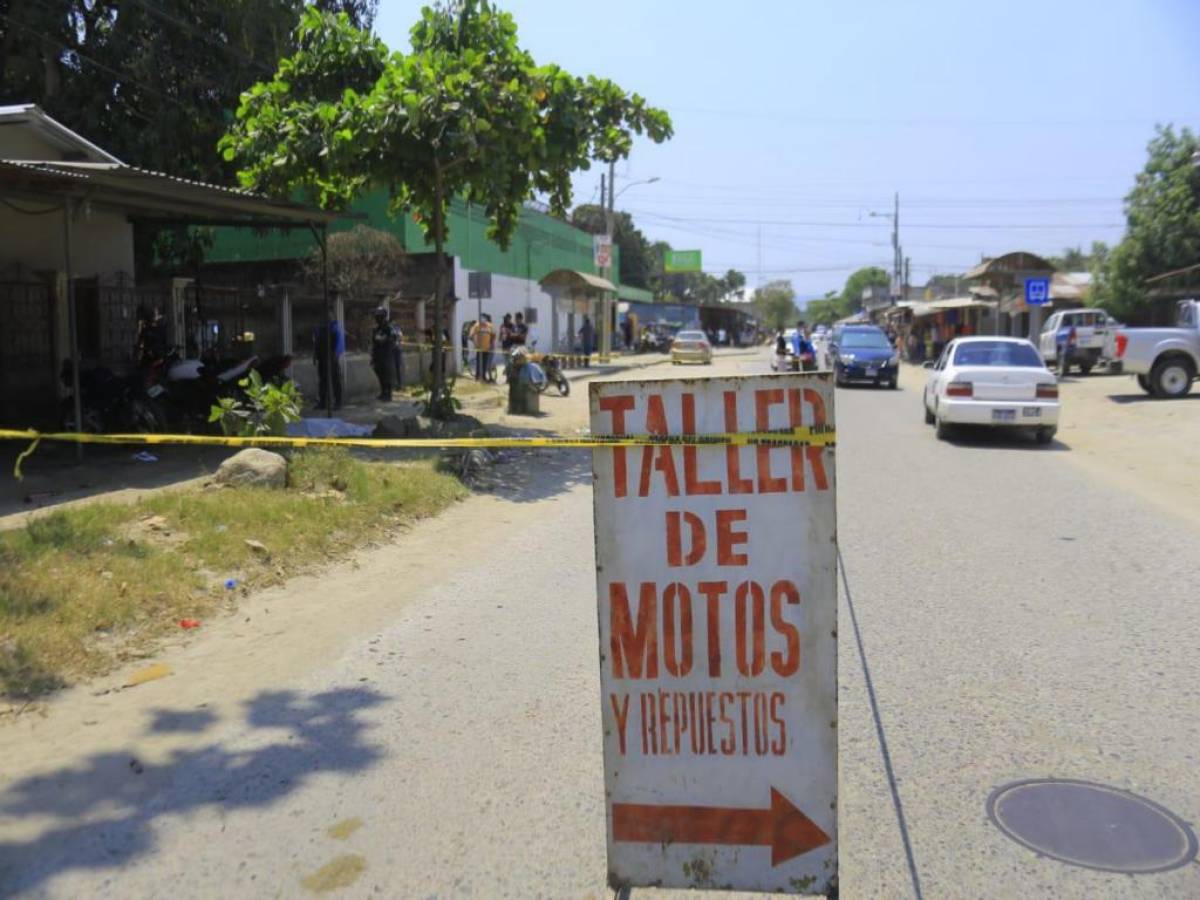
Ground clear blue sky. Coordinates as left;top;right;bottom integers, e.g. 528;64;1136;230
376;0;1200;301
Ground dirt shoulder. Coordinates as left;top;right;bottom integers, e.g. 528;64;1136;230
1055;369;1200;528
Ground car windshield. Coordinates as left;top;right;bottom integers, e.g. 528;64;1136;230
840;330;892;350
953;341;1044;367
676;331;706;342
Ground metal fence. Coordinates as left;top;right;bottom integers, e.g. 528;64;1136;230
0;281;55;425
182;283;280;360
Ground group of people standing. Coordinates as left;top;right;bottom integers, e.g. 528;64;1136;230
467;311;531;382
902;321;972;364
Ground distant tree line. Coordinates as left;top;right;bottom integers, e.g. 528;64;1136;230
569;204;747;304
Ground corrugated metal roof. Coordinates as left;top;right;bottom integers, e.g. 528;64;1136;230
0;104;123;164
0;159;343;226
1145;262;1200;284
965;252;1055;279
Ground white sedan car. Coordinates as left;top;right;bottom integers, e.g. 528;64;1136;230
923;337;1060;444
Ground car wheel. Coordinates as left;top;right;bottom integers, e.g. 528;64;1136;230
1036;426;1057;445
924;403;935;425
1150;356;1195;398
935;415;953;441
888;379;898;390
1079;363;1093;376
1136;373;1152;394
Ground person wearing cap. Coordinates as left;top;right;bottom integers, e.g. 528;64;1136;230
371;306;398;401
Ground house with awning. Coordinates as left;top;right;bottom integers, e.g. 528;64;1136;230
0;104;342;427
964;251;1057;339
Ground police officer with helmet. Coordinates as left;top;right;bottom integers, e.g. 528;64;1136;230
371;305;398;401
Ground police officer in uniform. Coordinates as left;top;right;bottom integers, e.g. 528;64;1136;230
371;306;398;401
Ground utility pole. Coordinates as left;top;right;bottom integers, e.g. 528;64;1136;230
892;192;900;301
757;225;763;289
903;256;910;303
600;159;616;362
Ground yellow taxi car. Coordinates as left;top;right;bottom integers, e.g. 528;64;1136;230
670;330;714;365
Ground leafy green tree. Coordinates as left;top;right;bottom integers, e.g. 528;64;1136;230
304;225;406;306
222;3;671;415
1092;126;1200;322
804;294;840;326
1048;243;1110;273
720;269;747;301
838;266;890;318
752;280;798;330
0;1;378;182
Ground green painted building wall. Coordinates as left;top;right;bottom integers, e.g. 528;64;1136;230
206;191;626;288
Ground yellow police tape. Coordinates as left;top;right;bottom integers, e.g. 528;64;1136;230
7;424;839;481
3;425;835;480
0;426;835;453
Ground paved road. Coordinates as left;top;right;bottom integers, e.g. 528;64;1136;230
1;350;1197;898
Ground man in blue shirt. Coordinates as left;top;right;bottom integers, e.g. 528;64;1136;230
791;320;815;369
313;315;345;410
1056;321;1077;377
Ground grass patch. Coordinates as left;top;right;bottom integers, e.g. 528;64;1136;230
0;449;466;699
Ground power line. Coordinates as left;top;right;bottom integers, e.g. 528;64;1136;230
0;11;192;120
625;209;1124;230
122;0;276;77
666;105;1199;128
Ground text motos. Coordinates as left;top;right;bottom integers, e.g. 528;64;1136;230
590;374;838;894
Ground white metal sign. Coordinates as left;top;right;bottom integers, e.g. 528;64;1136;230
594;234;613;269
590;373;838;894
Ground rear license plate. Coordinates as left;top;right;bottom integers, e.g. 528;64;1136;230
1022;406;1041;418
866;367;878;377
992;409;1016;422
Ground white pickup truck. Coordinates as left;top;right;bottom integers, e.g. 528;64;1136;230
1114;299;1200;398
1038;308;1119;375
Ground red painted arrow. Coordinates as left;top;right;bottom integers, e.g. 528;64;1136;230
612;787;831;866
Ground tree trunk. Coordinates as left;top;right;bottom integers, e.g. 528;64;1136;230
431;171;447;416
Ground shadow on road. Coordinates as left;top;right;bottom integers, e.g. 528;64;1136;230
0;443;236;522
0;686;386;894
1107;392;1200;405
466;420;593;505
942;425;1071;452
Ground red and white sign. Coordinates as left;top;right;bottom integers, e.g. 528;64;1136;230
590;373;837;894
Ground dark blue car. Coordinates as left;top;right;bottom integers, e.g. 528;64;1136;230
831;325;899;389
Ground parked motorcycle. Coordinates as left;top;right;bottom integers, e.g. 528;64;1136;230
58;359;166;433
532;352;570;396
151;347;293;431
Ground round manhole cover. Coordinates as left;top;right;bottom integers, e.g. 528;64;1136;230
987;779;1197;874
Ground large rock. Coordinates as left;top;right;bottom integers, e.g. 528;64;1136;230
373;414;422;439
214;448;288;489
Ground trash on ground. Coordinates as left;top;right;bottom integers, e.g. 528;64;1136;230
124;662;172;688
132;451;158;463
287;417;375;438
244;539;269;554
224;578;237;590
179;618;201;629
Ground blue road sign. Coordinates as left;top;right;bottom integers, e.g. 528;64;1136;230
1025;277;1050;306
